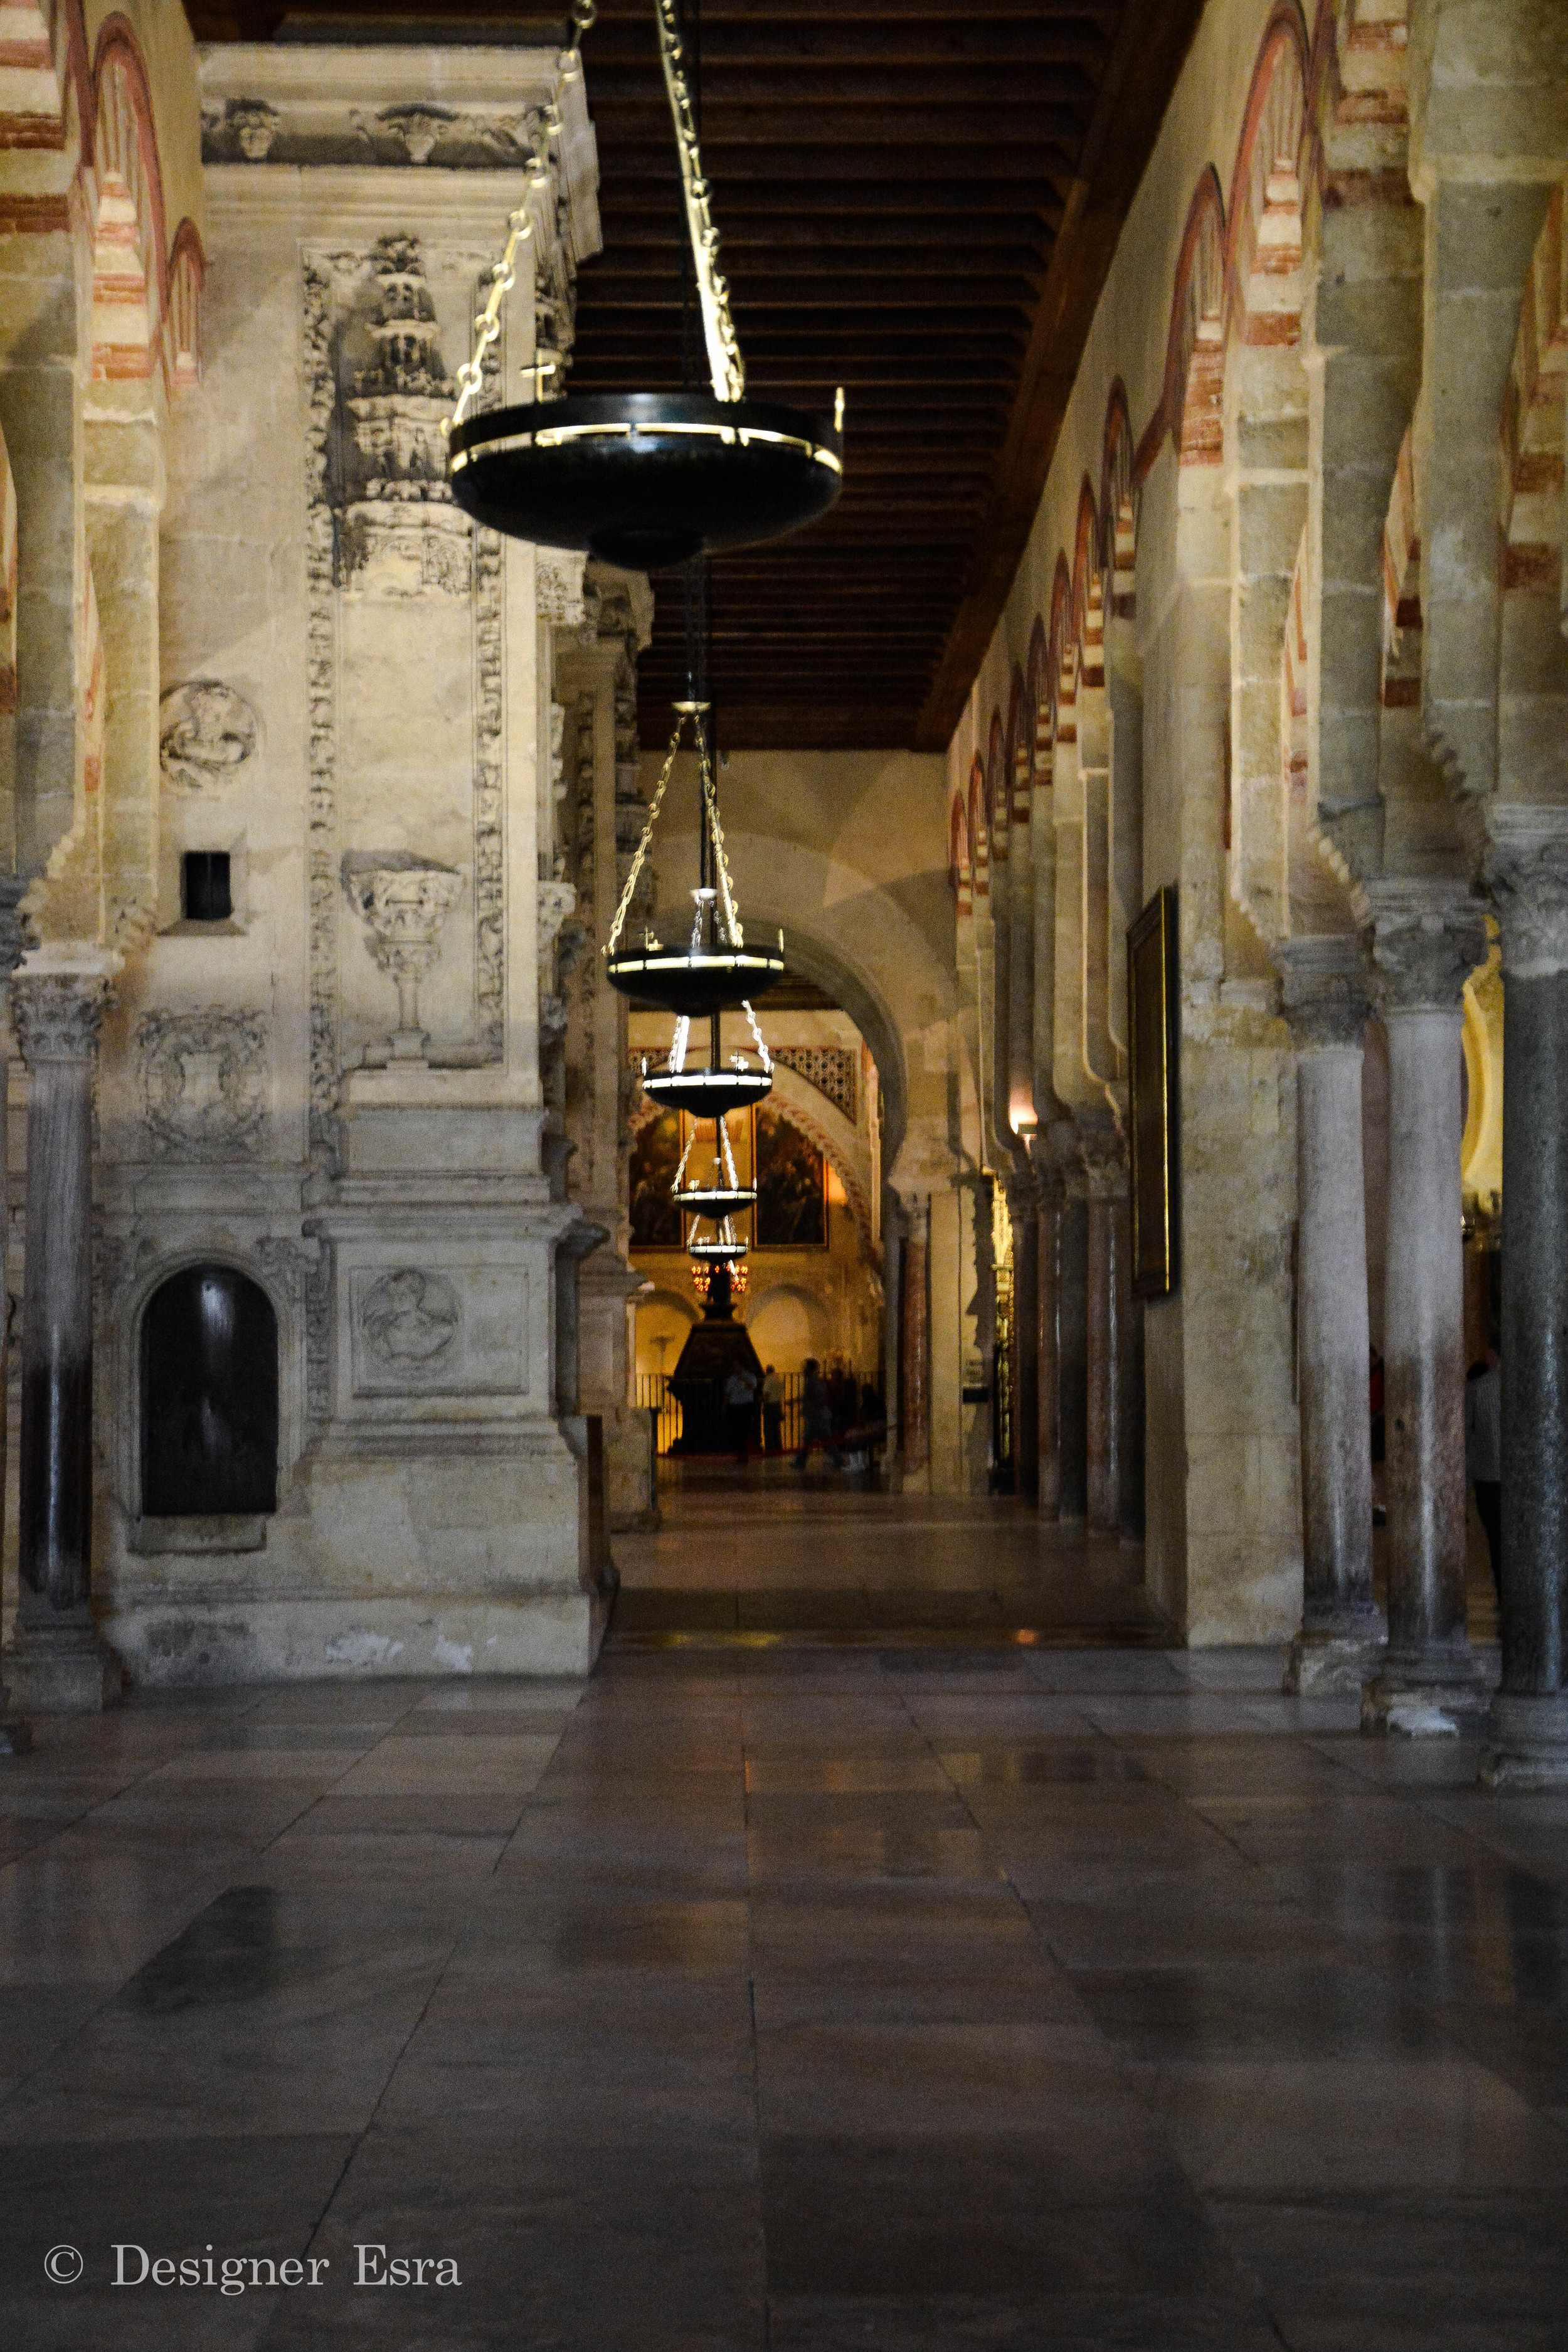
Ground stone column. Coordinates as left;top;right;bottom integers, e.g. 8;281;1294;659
1081;1121;1124;1532
0;894;31;1752
1057;1180;1089;1523
1007;1175;1039;1504
4;972;119;1712
1361;888;1489;1735
900;1206;930;1478
1278;940;1385;1693
1036;1187;1061;1520
1480;819;1568;1786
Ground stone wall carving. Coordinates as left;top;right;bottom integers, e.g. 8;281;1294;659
302;250;354;1153
360;1268;460;1369
12;973;107;1065
343;854;464;1060
204;100;553;173
135;1010;268;1161
159;682;258;792
340;236;470;599
473;520;506;1060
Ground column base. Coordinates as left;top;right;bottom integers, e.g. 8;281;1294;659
1478;1694;1568;1789
4;1623;123;1714
1360;1649;1491;1739
1284;1619;1385;1696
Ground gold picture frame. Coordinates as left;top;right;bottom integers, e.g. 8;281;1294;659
1128;884;1180;1300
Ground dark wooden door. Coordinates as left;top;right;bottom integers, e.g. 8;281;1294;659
141;1266;278;1517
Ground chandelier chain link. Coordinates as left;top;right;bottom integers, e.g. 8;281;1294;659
654;0;746;403
605;712;687;957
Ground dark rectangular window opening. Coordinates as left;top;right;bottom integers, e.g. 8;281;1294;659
183;852;232;923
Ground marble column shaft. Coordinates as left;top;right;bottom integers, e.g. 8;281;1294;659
1278;946;1383;1693
1036;1195;1060;1520
1481;825;1568;1785
5;973;119;1712
1010;1188;1040;1505
901;1217;930;1476
1363;894;1488;1733
1086;1192;1118;1530
1056;1192;1089;1523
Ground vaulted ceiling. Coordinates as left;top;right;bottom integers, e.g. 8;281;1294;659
187;3;1204;749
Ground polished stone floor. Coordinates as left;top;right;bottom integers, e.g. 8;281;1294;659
0;1511;1562;2347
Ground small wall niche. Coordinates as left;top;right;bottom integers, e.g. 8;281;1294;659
182;852;233;923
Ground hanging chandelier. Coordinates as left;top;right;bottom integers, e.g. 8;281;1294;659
444;0;844;571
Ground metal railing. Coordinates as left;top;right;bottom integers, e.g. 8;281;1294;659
636;1369;884;1458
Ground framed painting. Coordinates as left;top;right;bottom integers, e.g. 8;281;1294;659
628;1108;685;1251
1127;884;1180;1300
753;1103;827;1247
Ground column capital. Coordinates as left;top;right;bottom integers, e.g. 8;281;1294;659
1367;880;1488;1015
10;972;110;1066
0;879;30;981
1074;1108;1126;1200
1276;935;1372;1051
1483;807;1568;980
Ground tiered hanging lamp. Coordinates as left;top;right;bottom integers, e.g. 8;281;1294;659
442;0;844;571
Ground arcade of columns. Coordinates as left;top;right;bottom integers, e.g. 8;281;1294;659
937;0;1568;1784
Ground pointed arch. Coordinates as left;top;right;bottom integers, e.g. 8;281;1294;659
949;790;972;911
1005;663;1029;823
1070;477;1101;652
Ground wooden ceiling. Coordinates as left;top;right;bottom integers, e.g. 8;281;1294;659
186;2;1205;749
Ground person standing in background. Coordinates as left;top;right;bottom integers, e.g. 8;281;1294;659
761;1363;784;1454
1465;1345;1502;1592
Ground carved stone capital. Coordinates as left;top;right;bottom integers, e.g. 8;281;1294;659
11;973;108;1066
1074;1108;1127;1199
1483;808;1568;980
0;878;31;981
1367;881;1488;1016
1276;936;1373;1051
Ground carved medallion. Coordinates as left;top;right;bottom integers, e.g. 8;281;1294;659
137;1010;268;1160
159;682;258;792
359;1269;460;1369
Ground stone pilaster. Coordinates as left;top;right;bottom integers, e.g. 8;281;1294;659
1479;814;1568;1785
4;970;120;1712
1361;884;1490;1735
899;1199;931;1478
1278;938;1385;1694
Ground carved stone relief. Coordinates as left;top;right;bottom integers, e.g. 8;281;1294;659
339;237;470;598
159;682;259;791
343;854;465;1061
360;1268;460;1369
136;1010;268;1161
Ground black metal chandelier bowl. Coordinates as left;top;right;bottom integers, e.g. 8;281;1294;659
641;1062;773;1117
443;1;844;566
606;935;784;1017
449;393;842;573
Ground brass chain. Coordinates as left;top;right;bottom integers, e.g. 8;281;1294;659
605;711;687;956
654;0;746;402
444;2;596;435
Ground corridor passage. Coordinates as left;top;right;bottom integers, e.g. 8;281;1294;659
2;1609;1565;2348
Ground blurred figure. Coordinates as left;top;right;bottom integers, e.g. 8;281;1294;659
793;1357;839;1471
724;1361;757;1465
761;1363;784;1454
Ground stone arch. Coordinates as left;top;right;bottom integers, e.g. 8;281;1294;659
1226;7;1308;344
1136;166;1227;479
89;24;167;384
985;709;1007;864
1025;617;1049;791
1100;381;1136;617
949;791;971;911
966;755;987;902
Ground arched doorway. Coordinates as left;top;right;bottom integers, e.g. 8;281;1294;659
140;1266;279;1518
